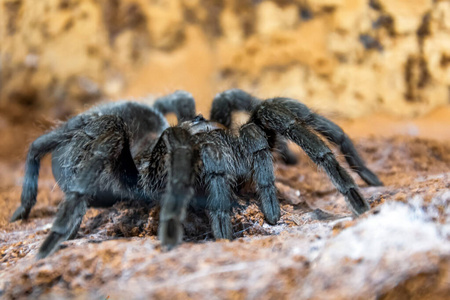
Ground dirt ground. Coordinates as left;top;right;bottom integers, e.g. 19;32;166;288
0;108;449;299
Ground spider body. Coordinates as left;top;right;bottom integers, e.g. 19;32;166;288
11;89;382;259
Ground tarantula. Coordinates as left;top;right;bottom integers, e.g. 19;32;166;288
10;89;382;259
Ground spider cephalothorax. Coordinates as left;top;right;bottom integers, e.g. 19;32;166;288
11;89;382;258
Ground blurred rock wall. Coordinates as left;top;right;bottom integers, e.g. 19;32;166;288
1;0;450;119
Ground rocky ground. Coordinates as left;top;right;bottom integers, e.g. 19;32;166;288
0;131;449;299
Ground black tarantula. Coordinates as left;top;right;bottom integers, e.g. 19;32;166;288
10;89;382;259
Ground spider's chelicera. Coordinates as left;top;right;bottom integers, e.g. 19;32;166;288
10;89;382;259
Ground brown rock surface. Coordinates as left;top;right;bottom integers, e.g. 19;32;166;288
0;133;449;299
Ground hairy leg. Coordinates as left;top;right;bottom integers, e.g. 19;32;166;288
286;124;369;215
11;113;100;222
150;127;196;248
69;115;139;197
211;89;297;165
153;90;196;123
37;192;87;259
308;115;382;186
239;124;280;224
251;99;370;216
37;115;140;258
11;129;68;222
210;89;261;127
266;98;382;186
201;143;234;240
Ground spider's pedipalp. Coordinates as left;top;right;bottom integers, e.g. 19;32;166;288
156;127;195;248
251;99;370;216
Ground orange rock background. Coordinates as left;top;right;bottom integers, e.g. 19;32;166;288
1;0;450;120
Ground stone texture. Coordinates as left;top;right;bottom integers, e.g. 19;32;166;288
1;0;450;120
379;0;433;34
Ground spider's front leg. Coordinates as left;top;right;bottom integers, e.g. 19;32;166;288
251;100;371;216
139;127;195;248
201;142;235;240
37;192;88;259
10;128;69;222
37;115;139;259
239;124;280;224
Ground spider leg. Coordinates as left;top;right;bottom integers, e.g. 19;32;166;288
251;99;370;216
266;98;382;186
308;115;382;186
201;143;233;240
240;124;280;224
10;129;68;222
37;115;140;259
68;115;139;198
11;114;97;222
210;89;261;128
272;135;298;165
211;89;297;165
157;128;195;248
139;127;195;248
36;192;87;259
153;90;196;123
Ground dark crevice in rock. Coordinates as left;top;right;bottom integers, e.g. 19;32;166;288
4;0;22;35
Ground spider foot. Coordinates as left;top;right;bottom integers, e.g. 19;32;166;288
346;188;370;216
158;217;184;249
209;211;233;240
10;206;29;222
261;198;280;225
36;231;65;260
358;168;383;187
281;150;298;165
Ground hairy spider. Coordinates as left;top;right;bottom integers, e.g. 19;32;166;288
10;89;382;259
